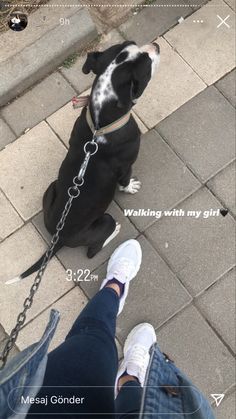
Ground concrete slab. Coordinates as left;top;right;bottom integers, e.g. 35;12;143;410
156;86;235;182
0;191;23;241
119;0;193;45
157;305;235;399
164;0;235;85
0;324;6;343
61;30;124;93
46;89;91;148
0;119;15;150
17;287;88;351
132;111;148;134
207;160;236;216
77;236;192;343
0;223;73;334
0;9;97;106
32;201;138;275
224;0;235;10
214;391;236;419
60;56;95;96
115;129;200;231
2;73;76;137
216;69;236;107
0;122;67;221
146;187;235;296
133;37;206;128
197;267;236;353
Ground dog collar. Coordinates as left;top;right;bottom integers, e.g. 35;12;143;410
72;95;131;136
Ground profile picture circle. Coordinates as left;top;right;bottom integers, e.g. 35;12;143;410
8;11;28;32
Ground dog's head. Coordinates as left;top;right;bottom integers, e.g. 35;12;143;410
82;41;160;109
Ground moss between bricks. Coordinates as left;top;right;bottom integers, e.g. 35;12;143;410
61;35;102;69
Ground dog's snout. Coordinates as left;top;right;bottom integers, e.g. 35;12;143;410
152;42;160;54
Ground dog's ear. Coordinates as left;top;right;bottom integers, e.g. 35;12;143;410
131;54;151;100
115;54;152;108
117;80;134;108
82;52;102;74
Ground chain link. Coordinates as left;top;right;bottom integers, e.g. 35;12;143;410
0;133;98;370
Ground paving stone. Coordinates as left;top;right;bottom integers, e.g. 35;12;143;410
0;223;73;335
2;73;76;137
157;305;235;399
0;324;7;343
197;268;236;352
164;0;235;85
60;56;95;95
119;0;193;45
214;391;236;419
115;129;200;231
46;88;91;147
156;86;235;182
0;118;15;150
0;190;23;241
77;236;192;343
207;160;236;216
132;111;148;134
216;69;236;107
133;37;206;128
17;287;88;351
0;8;97;106
32;201;138;275
0;122;67;221
146;187;235;296
224;0;235;10
60;30;124;93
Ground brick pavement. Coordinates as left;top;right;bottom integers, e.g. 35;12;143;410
0;2;235;417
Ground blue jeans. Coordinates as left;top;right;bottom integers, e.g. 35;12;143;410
27;287;142;418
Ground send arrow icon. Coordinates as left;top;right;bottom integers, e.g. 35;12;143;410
211;394;225;407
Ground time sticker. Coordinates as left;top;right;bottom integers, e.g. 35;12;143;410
66;269;98;283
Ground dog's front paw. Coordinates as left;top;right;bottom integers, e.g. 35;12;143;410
119;178;141;194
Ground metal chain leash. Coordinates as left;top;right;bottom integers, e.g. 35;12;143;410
0;133;99;370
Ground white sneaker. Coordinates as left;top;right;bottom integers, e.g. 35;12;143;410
100;239;142;315
115;323;156;398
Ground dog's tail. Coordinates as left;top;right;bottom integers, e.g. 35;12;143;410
5;241;63;285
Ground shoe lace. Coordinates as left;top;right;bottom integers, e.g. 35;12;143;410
127;345;149;384
113;258;134;280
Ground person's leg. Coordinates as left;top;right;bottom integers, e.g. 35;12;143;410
115;380;142;418
27;239;142;418
115;323;157;419
28;286;119;418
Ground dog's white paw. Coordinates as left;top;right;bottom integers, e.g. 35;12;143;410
119;178;141;194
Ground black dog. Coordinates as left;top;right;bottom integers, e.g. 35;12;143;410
9;40;160;284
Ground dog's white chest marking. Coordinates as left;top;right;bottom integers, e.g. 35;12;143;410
92;62;117;126
92;45;140;129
